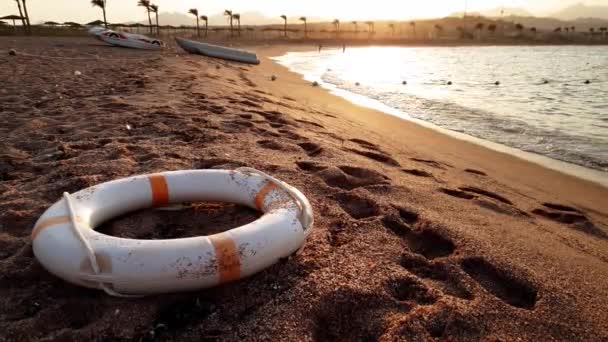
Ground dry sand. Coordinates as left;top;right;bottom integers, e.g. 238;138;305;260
1;37;607;341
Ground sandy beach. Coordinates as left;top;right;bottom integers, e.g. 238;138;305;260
1;37;607;341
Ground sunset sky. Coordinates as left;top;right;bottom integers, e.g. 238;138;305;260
1;0;605;24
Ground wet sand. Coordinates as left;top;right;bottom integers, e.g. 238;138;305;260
1;37;608;341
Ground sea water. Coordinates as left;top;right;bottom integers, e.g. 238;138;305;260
275;46;608;182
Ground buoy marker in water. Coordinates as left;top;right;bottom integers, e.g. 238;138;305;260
447;81;453;85
494;81;500;86
402;81;407;85
584;80;590;84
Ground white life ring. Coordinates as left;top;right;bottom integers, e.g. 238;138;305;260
31;168;314;296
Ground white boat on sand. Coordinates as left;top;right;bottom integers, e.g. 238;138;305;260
176;37;260;65
88;26;164;50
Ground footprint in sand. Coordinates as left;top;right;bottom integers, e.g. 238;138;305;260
439;186;528;217
332;192;382;219
387;276;438;305
296;160;328;173
349;138;382;152
317;166;390;190
460;257;538;310
346;148;400;167
400;253;473;300
381;207;456;260
410;158;451;170
295;119;325;129
532;203;607;239
465;168;487;176
402;168;435;179
298;142;324;157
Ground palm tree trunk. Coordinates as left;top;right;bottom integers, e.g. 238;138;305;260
230;18;233;37
205;21;208;37
238;20;241;36
284;20;287;37
15;0;26;31
147;10;152;34
155;12;159;36
22;0;31;29
102;7;108;29
305;22;307;38
196;17;200;37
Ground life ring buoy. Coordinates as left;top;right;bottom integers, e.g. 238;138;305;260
31;168;314;296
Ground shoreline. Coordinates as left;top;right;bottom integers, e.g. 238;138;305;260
255;45;608;210
270;48;608;188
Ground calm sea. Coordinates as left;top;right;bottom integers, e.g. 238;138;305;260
276;46;608;177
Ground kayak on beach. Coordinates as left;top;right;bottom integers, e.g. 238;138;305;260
175;37;260;65
88;26;164;50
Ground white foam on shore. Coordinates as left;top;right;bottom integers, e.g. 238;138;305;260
274;50;608;188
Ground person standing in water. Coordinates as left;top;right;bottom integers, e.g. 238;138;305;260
318;44;323;53
343;44;346;53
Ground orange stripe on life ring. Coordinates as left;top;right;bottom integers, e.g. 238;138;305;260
31;216;72;240
148;174;169;207
208;233;241;283
255;182;277;211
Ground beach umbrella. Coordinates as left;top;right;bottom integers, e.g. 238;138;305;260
63;22;82;27
0;15;25;28
86;19;106;26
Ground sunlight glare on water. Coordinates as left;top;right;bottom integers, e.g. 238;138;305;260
277;46;608;173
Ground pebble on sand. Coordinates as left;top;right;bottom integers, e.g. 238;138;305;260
447;81;453;85
74;71;82;76
312;81;319;87
8;49;17;56
402;81;407;85
495;81;500;85
584;80;591;84
271;75;277;81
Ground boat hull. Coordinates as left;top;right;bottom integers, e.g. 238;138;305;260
176;37;260;65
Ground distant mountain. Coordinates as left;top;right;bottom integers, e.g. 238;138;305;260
550;3;608;20
482;7;533;18
449;7;533;18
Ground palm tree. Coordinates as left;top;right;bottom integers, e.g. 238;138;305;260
299;17;308;37
352;21;358;33
530;27;537;39
13;0;27;30
554;27;562;33
21;0;31;31
487;23;497;35
332;19;340;37
232;14;241;36
434;24;443;39
409;21;416;38
188;8;199;37
150;4;159;35
515;23;524;34
91;0;108;29
475;22;484;39
224;10;234;36
280;15;287;37
200;15;208;37
137;0;153;34
365;21;374;35
388;23;396;36
571;26;575;32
